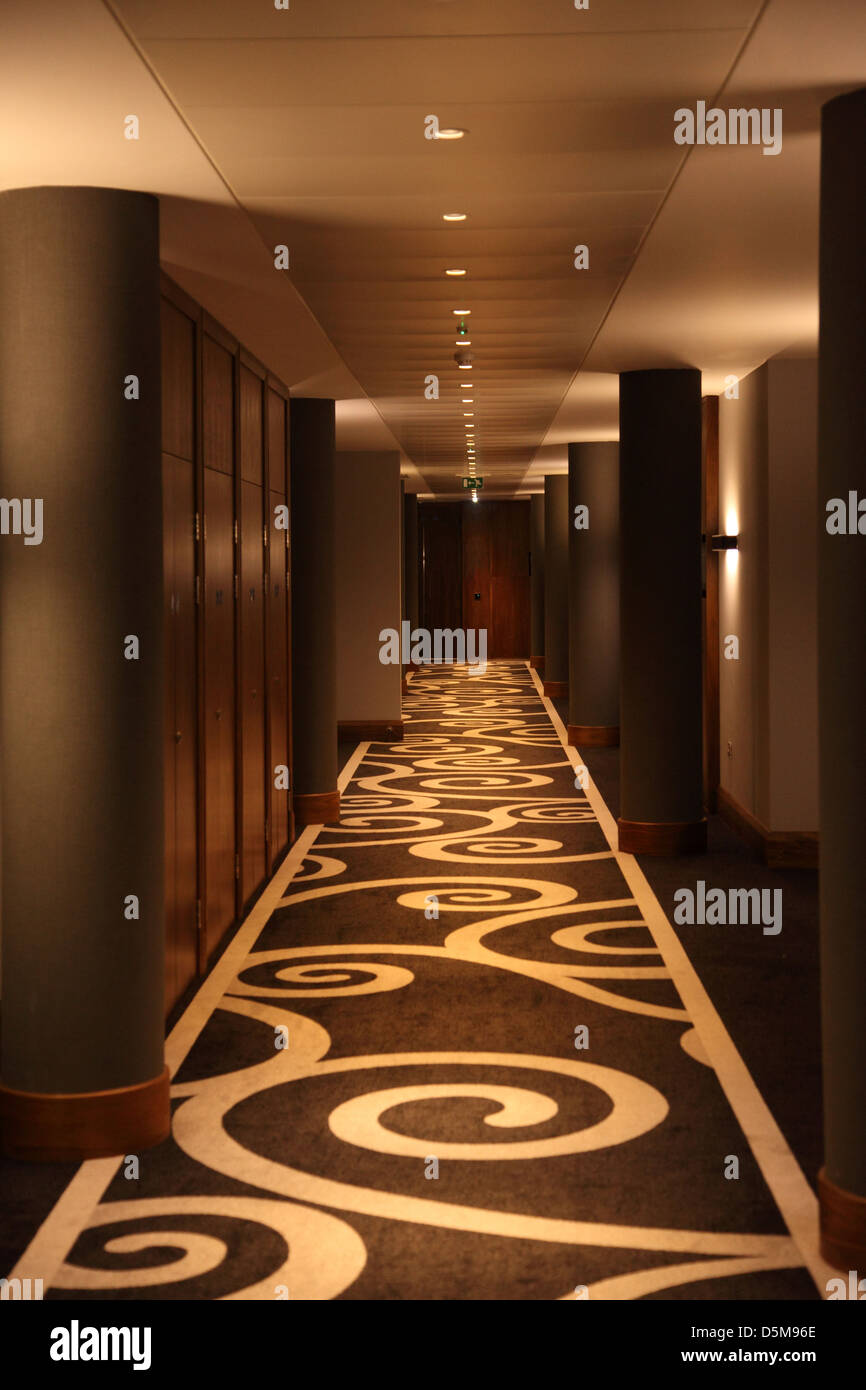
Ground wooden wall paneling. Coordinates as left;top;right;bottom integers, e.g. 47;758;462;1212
202;465;237;958
161;300;194;463
162;452;178;1013
266;385;289;862
202;334;235;476
193;306;206;976
202;319;239;957
161;448;198;1014
160;291;199;1016
284;396;295;846
237;360;267;909
239;362;264;487
240;477;266;905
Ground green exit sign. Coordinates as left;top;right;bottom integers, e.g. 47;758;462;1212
462;476;484;489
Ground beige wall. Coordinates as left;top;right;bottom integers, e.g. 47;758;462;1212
335;451;403;723
719;357;818;832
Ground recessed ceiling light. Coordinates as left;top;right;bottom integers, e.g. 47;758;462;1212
436;128;467;140
463;412;474;417
445;269;466;277
455;341;472;347
457;363;472;369
462;398;473;403
442;212;467;221
453;309;471;315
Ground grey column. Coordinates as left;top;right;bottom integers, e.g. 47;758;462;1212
567;442;620;746
817;87;866;1271
618;369;705;855
543;474;569;696
0;187;168;1159
290;398;339;826
530;494;545;670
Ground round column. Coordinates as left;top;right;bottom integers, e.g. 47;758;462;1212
816;87;866;1271
618;369;705;855
0;187;169;1159
567;442;620;747
290;398;340;826
543;474;569;698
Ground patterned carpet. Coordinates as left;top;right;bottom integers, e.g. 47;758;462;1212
24;661;820;1300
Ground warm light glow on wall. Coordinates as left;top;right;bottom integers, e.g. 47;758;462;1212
725;507;739;572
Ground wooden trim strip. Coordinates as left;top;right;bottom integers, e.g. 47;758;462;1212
266;372;290;401
567;724;619;748
159;271;200;321
338;719;404;742
819;1167;866;1272
542;679;567;698
0;1068;170;1162
239;345;268;380
618;817;708;856
201;311;238;355
717;785;819;869
293;789;341;827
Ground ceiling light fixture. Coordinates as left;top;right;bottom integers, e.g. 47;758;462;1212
457;363;472;369
442;212;467;222
455;341;472;347
452;309;471;316
436;128;467;140
445;269;466;277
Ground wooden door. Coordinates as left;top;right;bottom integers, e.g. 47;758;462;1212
419;503;462;632
488;500;531;657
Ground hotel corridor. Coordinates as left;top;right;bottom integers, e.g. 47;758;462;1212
14;662;824;1301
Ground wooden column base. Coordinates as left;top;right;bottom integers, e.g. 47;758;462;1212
0;1067;170;1161
293;788;341;826
542;679;567;698
617;817;707;856
567;724;619;748
819;1168;866;1271
338;719;404;743
529;655;545;674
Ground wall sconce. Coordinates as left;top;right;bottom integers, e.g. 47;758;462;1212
710;534;739;551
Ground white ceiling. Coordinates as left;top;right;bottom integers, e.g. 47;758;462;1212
2;0;865;493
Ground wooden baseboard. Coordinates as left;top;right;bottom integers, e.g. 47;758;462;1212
338;719;404;743
530;655;544;674
618;817;707;856
717;785;818;868
0;1067;170;1161
567;724;619;748
293;788;341;826
819;1167;866;1271
542;679;567;699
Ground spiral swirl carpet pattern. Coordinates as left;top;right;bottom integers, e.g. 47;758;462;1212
41;662;817;1300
